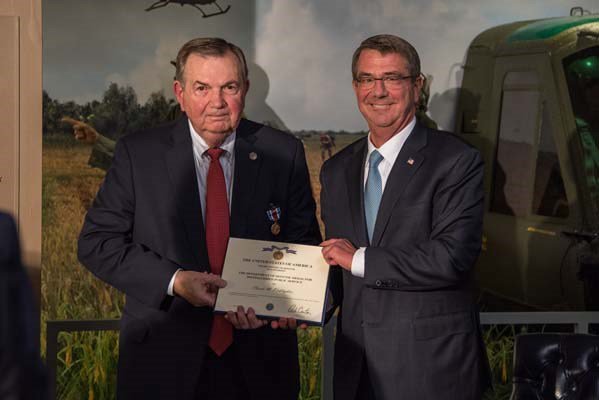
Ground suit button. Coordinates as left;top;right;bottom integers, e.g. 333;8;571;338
375;280;382;287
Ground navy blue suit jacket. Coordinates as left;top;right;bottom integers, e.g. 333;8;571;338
78;118;320;400
320;124;491;400
0;212;47;399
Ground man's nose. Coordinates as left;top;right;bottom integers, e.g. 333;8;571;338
372;79;388;97
209;88;226;107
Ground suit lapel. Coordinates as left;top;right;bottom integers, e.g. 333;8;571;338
345;138;369;246
371;123;427;246
230;119;262;238
164;117;208;270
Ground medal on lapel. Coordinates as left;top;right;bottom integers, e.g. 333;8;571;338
266;204;282;236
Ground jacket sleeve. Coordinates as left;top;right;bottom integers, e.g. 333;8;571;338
364;148;484;290
319;162;343;322
77;139;179;310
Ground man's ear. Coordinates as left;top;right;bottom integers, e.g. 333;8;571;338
352;79;360;95
173;80;185;110
413;74;424;104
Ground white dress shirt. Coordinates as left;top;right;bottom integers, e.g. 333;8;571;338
167;120;236;296
351;117;416;278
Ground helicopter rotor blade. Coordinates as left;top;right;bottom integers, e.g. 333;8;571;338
198;4;230;18
145;0;171;12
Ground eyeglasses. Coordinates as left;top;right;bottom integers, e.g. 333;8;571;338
354;74;416;90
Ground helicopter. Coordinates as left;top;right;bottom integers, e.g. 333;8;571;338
145;0;230;18
454;7;599;311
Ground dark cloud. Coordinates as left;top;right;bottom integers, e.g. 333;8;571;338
44;0;599;131
43;0;256;102
255;0;598;131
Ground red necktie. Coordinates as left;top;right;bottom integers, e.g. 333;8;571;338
205;148;233;356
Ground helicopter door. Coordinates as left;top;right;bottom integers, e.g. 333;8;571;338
478;56;580;310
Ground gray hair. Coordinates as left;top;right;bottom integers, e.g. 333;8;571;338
351;34;421;80
175;37;248;86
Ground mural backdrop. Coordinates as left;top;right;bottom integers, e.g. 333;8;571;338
42;1;598;399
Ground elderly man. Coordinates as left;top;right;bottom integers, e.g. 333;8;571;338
320;34;491;400
78;38;320;400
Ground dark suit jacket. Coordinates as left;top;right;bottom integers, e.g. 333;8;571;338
78;117;321;400
0;212;47;400
320;123;491;400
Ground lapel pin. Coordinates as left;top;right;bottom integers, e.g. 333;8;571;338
249;152;258;161
407;158;414;165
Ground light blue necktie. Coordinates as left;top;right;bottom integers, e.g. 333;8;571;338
364;150;384;242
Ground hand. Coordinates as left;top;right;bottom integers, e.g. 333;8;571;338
225;306;268;330
270;318;308;330
173;270;226;307
61;117;99;144
321;238;357;271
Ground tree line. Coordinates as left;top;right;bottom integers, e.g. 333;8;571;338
44;82;367;139
43;83;177;139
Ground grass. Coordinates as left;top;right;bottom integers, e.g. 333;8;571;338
482;325;517;400
42;132;516;400
42;135;123;399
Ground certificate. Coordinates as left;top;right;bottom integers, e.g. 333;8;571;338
214;238;330;326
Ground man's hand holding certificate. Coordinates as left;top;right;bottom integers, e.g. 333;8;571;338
214;238;330;325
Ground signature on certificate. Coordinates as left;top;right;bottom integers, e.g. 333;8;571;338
252;285;293;295
288;304;311;315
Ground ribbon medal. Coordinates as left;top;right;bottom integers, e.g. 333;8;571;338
267;204;282;236
262;245;297;260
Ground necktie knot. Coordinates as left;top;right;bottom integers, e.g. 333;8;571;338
369;150;383;169
206;148;225;161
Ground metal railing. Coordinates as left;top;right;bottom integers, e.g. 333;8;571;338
47;312;598;400
46;319;120;400
479;311;598;333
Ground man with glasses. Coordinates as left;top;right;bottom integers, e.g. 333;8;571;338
78;38;320;400
320;34;490;400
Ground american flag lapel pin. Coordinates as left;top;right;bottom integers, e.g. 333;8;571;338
407;158;414;166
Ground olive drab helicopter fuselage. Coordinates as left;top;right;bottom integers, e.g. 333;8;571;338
455;10;599;311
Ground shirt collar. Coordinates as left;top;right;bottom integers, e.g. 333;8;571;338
188;119;236;159
366;117;416;163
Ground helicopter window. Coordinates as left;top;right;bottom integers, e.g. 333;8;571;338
563;47;599;206
490;85;539;217
503;71;539;87
532;105;569;218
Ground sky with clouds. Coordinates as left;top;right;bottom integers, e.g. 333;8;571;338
44;0;598;131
